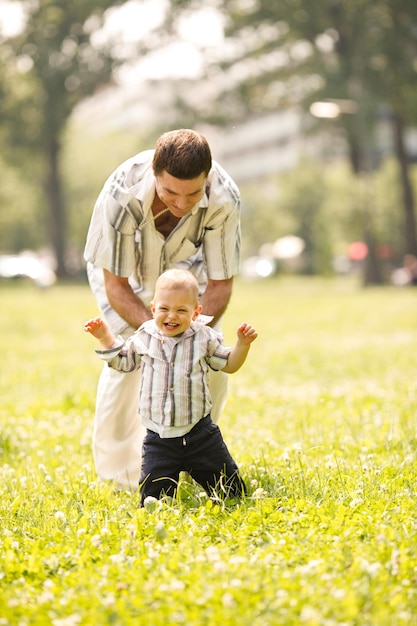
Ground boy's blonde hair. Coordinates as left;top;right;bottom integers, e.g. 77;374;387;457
155;269;199;303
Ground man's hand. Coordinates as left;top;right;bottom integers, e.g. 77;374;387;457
200;278;234;327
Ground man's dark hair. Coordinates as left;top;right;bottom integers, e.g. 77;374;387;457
153;129;212;179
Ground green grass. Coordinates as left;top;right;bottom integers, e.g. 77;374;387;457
1;276;417;625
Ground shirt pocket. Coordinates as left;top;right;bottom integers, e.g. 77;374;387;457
167;238;202;263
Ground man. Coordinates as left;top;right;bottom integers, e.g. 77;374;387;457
84;128;241;490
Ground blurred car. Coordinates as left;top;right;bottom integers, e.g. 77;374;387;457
0;252;56;288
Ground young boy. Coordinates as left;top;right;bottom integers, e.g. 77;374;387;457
85;268;257;506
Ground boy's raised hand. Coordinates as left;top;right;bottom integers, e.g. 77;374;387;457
236;322;258;345
84;316;107;340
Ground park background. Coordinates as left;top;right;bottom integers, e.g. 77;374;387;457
1;0;417;285
1;1;417;624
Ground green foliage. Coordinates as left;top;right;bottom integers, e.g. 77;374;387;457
61;122;154;266
167;0;417;262
240;157;411;274
0;0;132;275
0;155;46;252
206;0;417;125
1;278;417;624
2;0;126;150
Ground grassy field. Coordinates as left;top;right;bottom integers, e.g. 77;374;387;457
0;276;416;625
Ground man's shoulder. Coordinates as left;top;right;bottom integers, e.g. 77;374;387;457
116;150;154;184
209;161;240;203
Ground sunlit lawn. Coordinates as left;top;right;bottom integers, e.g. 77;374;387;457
1;276;416;625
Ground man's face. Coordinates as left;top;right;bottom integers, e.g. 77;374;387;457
154;170;207;218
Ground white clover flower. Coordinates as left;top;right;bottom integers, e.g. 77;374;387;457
102;593;116;607
155;520;167;542
54;511;66;521
252;487;267;499
359;559;381;576
110;553;126;564
44;555;59;571
213;560;226;573
143;496;159;512
299;559;322;574
205;546;221;561
250;479;259;488
229;555;247;566
222;592;236;608
170;579;185;591
300;606;321;622
43;579;55;590
90;534;101;547
281;449;291;462
39;590;55;604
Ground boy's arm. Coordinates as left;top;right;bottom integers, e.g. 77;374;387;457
84;317;116;350
222;323;257;374
85;316;142;373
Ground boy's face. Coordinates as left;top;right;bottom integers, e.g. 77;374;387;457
151;286;202;336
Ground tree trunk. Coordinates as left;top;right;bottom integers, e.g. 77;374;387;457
346;124;385;285
363;222;384;286
44;138;67;279
392;111;417;256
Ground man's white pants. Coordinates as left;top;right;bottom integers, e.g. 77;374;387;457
92;364;228;490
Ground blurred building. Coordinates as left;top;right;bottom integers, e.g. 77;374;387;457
74;84;330;185
203;110;331;184
74;81;417;187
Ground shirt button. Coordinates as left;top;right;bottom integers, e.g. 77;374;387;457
169;386;174;391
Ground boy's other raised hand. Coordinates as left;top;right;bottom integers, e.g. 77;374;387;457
236;322;258;345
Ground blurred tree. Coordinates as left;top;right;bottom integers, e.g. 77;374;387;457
166;0;417;281
0;0;128;278
61;121;155;275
